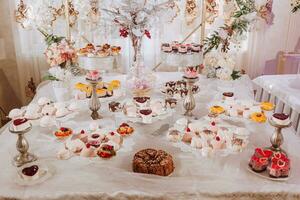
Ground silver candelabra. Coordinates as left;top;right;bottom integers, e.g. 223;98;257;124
183;76;199;117
9;124;37;167
86;78;102;120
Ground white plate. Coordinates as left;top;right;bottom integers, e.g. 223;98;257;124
246;165;289;182
14;161;55;186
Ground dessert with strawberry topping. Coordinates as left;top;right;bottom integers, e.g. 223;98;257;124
268;156;290;178
249;155;269;172
97;144;116;159
253;148;273;159
271;113;290;126
11;118;31;132
117;123;134;136
222;92;235;101
54;127;73;139
184;66;198;79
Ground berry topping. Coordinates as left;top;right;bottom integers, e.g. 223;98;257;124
86;143;91;148
120;123;129;127
13;118;28;126
223;92;234;97
273;113;289;120
98;151;112;158
140;109;152;115
186;127;191;132
22;165;39;177
211;121;216;126
80;130;85;134
91;134;100;139
134;97;150;103
216;136;220;141
60;127;68;132
110;132;115;136
256;114;262;117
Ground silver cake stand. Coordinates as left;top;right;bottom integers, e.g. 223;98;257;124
182;76;199;116
9;124;37;167
86;77;102;120
267;118;292;154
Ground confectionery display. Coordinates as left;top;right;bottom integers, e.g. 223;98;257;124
161;41;202;54
8;97;79;122
161;79;199;99
78;43;121;57
114;97;175;124
56;122;134;160
248;148;291;179
20;165;43;181
75;80;121;98
11;118;31;132
271;113;291;126
167;117;250;157
54;127;73;140
132;149;175;176
183;66;199;79
208;98;275;123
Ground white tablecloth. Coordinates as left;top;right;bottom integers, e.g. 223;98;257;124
253;74;300;113
1;73;300;200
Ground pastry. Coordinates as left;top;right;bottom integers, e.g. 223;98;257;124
133;97;150;107
97;143;116;159
271;113;290;126
184;66;198;79
105;132;123;145
11;118;31;132
65;138;85;153
222;92;234;101
211;135;224;149
191;43;201;52
86;70;101;81
109;101;122;112
88;132;105;142
182;128;194;143
57;148;72;160
132;149;174;176
249;155;269;172
55;127;72;139
111;46;121;55
162;43;172;53
165;98;177;109
250;112;267;123
139;109;153;123
165;81;176;89
210;105;225;114
41;105;56;116
254;148;273;159
8;108;24;119
191;136;202;149
167;129;181;142
80;143;97;157
109;80;121;90
100;140;120;151
20;165;43;181
260;102;275;111
37;97;51;106
117;123;134;136
178;44;188;54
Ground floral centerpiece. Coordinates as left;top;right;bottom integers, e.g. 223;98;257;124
102;0;178;97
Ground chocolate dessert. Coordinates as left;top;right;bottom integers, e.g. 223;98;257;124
22;165;39;177
133;149;174;176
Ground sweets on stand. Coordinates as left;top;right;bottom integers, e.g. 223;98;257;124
183;66;198;79
78;43;121;57
271;113;291;126
11;118;31;132
161;41;202;54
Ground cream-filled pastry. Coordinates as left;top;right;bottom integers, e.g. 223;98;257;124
167;129;181;142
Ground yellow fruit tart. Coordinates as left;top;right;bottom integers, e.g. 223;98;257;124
250;112;267;123
260;102;275;111
75;83;89;92
54;127;73;139
109;80;121;89
210;106;225;114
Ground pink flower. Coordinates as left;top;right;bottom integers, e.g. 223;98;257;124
86;70;100;80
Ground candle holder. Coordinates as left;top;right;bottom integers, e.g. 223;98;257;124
86;77;102;120
9;124;37;167
267;118;292;154
182;76;199;116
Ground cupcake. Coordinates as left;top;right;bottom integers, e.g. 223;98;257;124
271;113;290;126
139;109;153;123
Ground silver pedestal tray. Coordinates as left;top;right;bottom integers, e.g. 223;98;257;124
86;78;102;120
267;118;292;154
182;76;199;116
9;124;37;167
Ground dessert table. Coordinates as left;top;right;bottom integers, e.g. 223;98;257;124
1;72;300;200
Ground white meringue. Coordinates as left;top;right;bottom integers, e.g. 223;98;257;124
57;148;72;160
38;97;51;106
65;138;85;153
8;108;24;119
55;107;70;118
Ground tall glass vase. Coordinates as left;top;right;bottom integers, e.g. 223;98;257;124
126;35;156;98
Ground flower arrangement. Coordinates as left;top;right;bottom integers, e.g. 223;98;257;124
204;53;243;80
291;0;300;13
204;0;274;55
44;37;77;67
102;0;178;63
